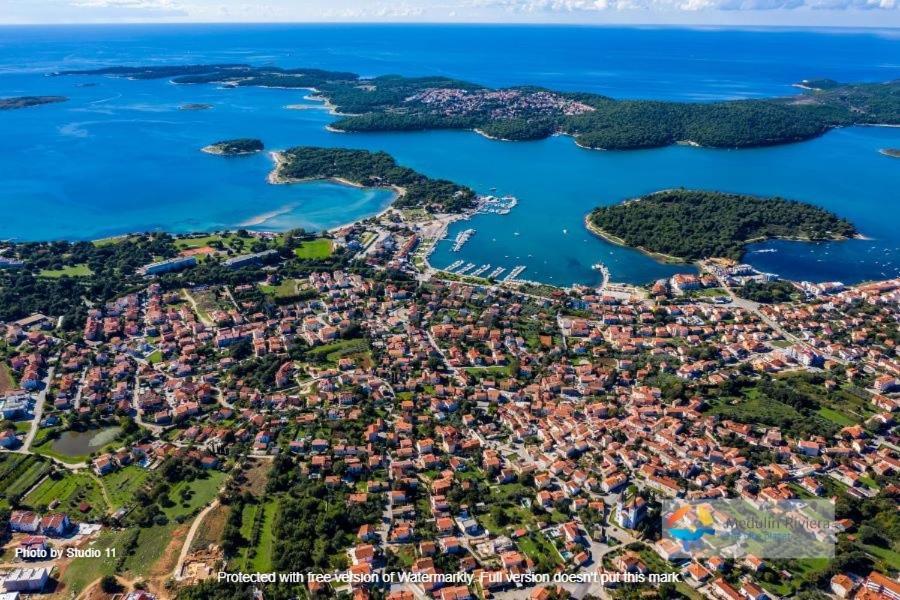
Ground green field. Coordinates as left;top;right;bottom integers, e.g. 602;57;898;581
60;529;126;595
23;471;108;517
39;263;93;278
163;470;226;520
174;233;244;251
817;407;855;426
307;338;369;364
515;532;562;571
100;465;153;510
259;278;308;299
232;498;279;571
0;454;52;507
250;499;279;571
864;543;900;571
761;558;830;597
293;238;333;259
234;502;259;569
122;523;178;574
92;235;128;247
0;361;14;393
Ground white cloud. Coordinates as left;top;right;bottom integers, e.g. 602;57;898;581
70;0;180;8
470;0;896;9
322;2;425;18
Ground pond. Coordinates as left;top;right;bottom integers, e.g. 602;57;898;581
50;427;122;457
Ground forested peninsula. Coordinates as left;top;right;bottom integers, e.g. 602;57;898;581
269;146;476;213
0;95;67;110
55;64;900;150
587;189;857;262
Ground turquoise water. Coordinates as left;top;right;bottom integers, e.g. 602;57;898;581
1;24;898;285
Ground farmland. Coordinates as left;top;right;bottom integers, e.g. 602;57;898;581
0;453;52;507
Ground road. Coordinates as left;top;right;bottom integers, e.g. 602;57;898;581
21;364;55;452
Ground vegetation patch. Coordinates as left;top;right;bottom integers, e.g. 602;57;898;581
273;147;476;213
202;138;264;156
293;239;333;260
588;189;855;261
38;263;94;278
24;470;108;517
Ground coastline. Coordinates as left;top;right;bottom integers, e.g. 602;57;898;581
201;145;260;156
267;151;404;198
584;214;687;264
585;211;860;266
266;151;405;233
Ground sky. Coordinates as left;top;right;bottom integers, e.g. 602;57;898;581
0;0;898;27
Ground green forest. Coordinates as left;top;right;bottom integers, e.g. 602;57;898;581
204;138;264;155
275;146;476;213
588;189;856;261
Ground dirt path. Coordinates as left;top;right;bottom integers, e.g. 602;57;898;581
90;473;114;514
173;499;220;580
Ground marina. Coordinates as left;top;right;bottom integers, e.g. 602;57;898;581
477;195;518;215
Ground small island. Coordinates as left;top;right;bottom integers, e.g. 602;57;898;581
180;103;213;111
269;146;476;213
202;138;264;156
880;148;900;158
0;95;67;110
587;189;857;262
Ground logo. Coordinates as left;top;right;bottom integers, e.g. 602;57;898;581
664;503;716;550
661;499;835;559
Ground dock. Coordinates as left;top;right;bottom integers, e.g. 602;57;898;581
456;262;476;275
452;228;476;252
444;259;465;272
477;195;518;215
592;262;611;289
504;265;527;282
470;264;491;277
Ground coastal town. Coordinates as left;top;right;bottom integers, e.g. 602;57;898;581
0;195;897;600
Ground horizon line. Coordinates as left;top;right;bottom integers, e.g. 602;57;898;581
0;21;898;30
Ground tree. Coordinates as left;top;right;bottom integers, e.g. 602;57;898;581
100;575;122;593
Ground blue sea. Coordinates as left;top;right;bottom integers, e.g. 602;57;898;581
1;24;898;285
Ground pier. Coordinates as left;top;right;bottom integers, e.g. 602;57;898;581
470;264;491;277
444;259;465;272
477;195;518;215
452;228;476;252
592;262;610;289
504;265;527;281
456;262;476;275
488;267;505;279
